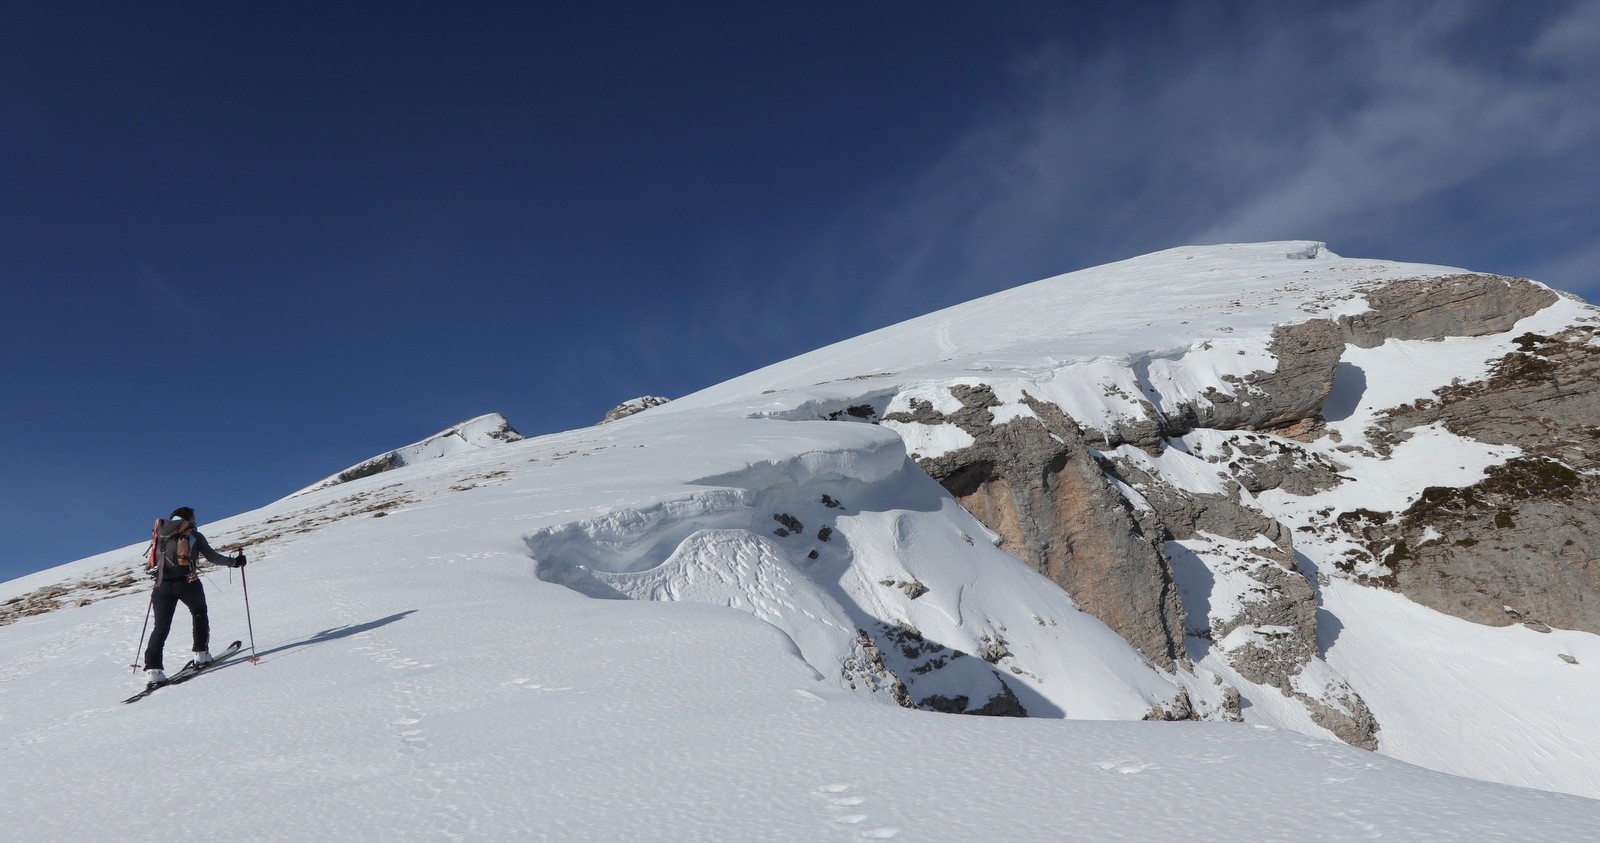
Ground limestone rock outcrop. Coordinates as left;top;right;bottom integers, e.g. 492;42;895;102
1163;320;1345;436
1340;274;1557;347
602;396;671;424
899;386;1187;670
1365;323;1600;634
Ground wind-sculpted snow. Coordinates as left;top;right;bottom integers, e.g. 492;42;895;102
524;432;1187;718
689;426;908;490
526;490;757;583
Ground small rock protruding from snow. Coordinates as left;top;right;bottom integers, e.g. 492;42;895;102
290;413;525;497
602;396;671;424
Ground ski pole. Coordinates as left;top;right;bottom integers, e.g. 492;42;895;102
241;562;259;664
130;588;155;673
130;537;162;672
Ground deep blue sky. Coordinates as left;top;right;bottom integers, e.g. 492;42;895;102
4;1;1598;582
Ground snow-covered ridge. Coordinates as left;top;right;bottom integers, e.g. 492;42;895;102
664;241;1452;415
661;241;1501;469
288;412;524;497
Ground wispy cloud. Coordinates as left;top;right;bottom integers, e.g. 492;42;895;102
653;0;1599;403
750;0;1600;334
138;263;209;317
1196;1;1600;245
1528;0;1600;69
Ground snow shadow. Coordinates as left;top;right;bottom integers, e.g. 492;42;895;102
1321;361;1367;423
1315;609;1346;655
531;558;630;600
1163;541;1217;661
234;610;419;664
1293;550;1344;654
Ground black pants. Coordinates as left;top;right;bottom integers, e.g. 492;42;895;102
144;578;209;670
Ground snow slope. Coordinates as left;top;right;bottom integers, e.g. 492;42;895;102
4;422;1598;840
663;241;1440;418
3;241;1599;839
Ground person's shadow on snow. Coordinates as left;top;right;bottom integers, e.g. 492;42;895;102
213;610;418;667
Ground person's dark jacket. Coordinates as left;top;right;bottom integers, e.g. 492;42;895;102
154;519;241;582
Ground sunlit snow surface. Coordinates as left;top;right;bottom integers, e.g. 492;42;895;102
4;242;1599;839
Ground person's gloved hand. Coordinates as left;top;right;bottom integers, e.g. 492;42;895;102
235;552;247;567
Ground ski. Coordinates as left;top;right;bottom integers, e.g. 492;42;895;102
122;640;244;704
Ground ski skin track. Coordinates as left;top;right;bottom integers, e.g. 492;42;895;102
122;640;244;704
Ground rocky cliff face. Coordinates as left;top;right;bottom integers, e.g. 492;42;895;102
1339;274;1558;347
905;386;1186;671
877;271;1576;751
1356;308;1599;634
